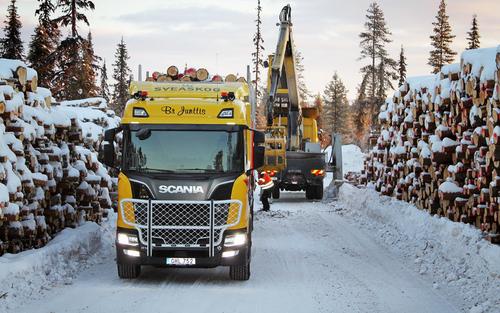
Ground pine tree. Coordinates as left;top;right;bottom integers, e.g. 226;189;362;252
51;0;95;99
398;45;407;87
295;49;311;105
359;2;397;124
252;0;265;97
428;0;456;73
28;0;60;88
100;60;110;103
112;38;131;116
1;0;24;60
54;0;95;38
466;14;480;50
255;97;267;130
322;73;350;140
314;94;324;131
80;31;100;98
352;73;371;145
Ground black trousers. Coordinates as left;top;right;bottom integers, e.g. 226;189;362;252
260;188;272;211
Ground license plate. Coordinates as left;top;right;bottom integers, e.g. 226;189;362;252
166;258;196;266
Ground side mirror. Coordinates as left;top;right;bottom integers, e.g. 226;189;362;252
254;130;265;144
254;146;265;169
99;128;119;168
104;128;117;142
101;142;116;168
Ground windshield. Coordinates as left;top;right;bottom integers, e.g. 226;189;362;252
123;129;244;174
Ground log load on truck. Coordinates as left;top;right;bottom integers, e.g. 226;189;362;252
263;5;326;200
99;77;265;281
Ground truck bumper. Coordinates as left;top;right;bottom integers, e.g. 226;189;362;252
116;227;249;268
278;174;324;191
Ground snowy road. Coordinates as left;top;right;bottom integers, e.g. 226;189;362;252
15;191;460;313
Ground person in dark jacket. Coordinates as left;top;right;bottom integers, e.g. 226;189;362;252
258;171;274;211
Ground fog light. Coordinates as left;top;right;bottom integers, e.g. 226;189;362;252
222;250;239;258
124;249;140;257
117;233;139;246
224;233;247;247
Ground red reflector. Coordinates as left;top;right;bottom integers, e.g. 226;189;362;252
311;169;325;176
221;91;228;97
140;91;148;97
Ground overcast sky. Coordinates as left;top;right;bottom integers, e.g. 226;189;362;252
5;0;500;100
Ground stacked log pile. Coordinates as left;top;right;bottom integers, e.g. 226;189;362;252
363;45;500;241
145;65;247;83
0;58;119;255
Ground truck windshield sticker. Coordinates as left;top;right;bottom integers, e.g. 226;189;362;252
161;106;206;116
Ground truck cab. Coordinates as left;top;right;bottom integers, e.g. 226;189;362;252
100;81;264;281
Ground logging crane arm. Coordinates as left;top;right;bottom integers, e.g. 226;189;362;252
265;4;302;151
262;5;326;201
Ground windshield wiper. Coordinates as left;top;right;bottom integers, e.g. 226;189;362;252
176;168;222;173
134;168;175;174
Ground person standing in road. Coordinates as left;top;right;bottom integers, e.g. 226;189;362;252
258;171;274;211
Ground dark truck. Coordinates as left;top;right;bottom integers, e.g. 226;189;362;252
271;151;325;200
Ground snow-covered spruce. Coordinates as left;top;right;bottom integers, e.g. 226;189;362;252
0;58;119;255
363;45;500;237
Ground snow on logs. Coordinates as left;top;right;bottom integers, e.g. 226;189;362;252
0;58;119;255
363;45;500;241
146;65;247;83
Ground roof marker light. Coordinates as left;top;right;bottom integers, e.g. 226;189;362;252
133;107;149;117
218;108;234;119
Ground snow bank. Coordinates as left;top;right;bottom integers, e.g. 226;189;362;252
338;184;500;313
342;145;365;174
323;144;365;176
0;213;116;311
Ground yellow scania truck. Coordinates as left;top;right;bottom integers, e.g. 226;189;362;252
100;80;264;281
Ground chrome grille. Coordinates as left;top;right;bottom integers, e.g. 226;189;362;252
119;199;243;253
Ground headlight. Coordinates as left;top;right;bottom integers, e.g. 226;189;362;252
117;233;139;246
224;233;247;247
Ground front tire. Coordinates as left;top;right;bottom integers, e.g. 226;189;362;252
117;263;141;279
230;262;250;281
230;233;251;281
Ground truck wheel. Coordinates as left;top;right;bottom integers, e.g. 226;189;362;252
305;186;315;200
272;186;280;199
230;235;251;281
230;262;251;281
315;183;324;200
117;263;141;279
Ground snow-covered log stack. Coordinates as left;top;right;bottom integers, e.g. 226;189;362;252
0;58;120;255
363;45;500;241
